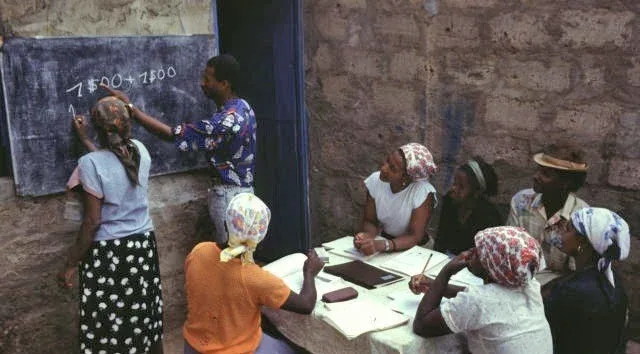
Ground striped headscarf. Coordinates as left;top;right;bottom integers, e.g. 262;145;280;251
571;207;630;287
474;226;542;288
220;193;271;264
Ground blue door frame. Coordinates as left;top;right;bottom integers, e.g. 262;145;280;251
217;0;309;262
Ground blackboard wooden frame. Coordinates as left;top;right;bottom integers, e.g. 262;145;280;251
1;35;218;196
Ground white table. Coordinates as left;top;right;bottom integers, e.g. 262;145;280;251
262;249;468;354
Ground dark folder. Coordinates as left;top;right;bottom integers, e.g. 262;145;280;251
324;260;404;289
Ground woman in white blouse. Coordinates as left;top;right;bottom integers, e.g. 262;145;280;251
354;143;438;255
411;226;552;354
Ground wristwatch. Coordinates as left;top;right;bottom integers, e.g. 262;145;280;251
125;103;135;110
384;239;390;252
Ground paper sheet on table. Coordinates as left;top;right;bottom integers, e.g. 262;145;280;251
320;298;409;340
387;289;450;318
425;259;484;287
323;235;382;261
449;268;484;286
263;253;346;296
378;246;450;277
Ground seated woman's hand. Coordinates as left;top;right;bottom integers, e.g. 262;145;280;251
303;250;325;278
353;232;369;247
409;274;433;294
354;236;377;256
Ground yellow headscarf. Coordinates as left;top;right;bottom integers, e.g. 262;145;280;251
220;193;271;264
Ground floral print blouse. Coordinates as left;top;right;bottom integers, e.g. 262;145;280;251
172;98;256;187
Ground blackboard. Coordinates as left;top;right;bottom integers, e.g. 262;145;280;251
0;35;217;196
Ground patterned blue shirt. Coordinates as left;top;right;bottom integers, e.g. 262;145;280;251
172;98;256;187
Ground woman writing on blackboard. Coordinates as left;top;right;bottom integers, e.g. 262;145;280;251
58;96;164;354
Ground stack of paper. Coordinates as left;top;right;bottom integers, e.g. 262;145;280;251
320;298;409;340
378;246;450;277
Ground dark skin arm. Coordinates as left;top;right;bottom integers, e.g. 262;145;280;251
354;190;380;242
73;115;98;152
280;250;325;314
100;84;173;140
409;274;465;298
355;193;434;255
57;191;102;288
413;251;470;337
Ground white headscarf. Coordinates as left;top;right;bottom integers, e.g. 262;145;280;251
571;207;630;287
220;193;271;264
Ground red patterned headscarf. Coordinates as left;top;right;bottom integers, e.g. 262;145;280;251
399;143;437;181
474;226;542;288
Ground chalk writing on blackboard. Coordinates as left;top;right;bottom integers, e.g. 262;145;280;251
64;65;178;97
1;35;217;196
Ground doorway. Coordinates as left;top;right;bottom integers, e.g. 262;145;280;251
217;0;309;262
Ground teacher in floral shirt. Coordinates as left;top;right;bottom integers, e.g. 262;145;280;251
101;54;256;245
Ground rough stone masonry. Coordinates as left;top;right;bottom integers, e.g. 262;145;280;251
303;0;640;341
2;0;640;352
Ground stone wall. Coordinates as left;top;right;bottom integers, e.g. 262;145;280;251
304;0;640;339
0;1;213;352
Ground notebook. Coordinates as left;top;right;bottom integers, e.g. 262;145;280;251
320;298;409;340
378;246;450;277
323;260;404;289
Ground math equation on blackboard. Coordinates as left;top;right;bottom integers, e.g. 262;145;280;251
65;65;178;98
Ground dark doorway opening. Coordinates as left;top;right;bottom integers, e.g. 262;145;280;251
217;0;309;262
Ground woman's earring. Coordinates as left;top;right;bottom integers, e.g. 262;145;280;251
577;244;583;254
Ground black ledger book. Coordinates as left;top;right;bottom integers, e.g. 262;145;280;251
324;260;404;289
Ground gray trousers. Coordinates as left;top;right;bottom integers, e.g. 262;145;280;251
208;184;254;245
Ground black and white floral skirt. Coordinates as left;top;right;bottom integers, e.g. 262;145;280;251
78;231;163;354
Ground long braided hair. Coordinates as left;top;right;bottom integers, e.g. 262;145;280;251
91;97;141;185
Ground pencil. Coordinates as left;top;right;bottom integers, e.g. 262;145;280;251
420;254;433;275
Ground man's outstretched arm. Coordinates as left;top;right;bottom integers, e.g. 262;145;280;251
100;83;173;141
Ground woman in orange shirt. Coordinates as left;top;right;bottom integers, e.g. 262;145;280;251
183;193;324;354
